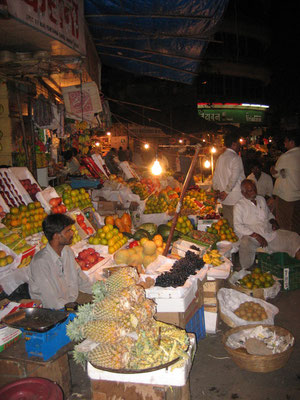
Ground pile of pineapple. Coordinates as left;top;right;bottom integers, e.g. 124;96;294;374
67;267;189;370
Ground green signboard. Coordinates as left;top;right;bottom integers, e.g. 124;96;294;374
197;107;265;124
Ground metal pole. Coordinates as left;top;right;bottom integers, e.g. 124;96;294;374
163;143;201;256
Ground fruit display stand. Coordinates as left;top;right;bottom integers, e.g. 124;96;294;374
9;167;41;202
67;209;95;239
0;168;32;207
0;242;22;277
36;186;61;214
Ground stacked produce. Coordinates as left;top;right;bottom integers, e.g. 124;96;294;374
67;267;189;370
186;230;218;247
114;236;163;269
88;224;128;254
49;197;67;214
0;229;32;255
234;301;268;322
75;248;104;271
155;250;204;287
104;213;132;234
166;216;193;235
0;169;26;208
55;185;93;211
19;179;40;201
203;249;223;266
0;250;14;267
237;267;275;290
2;202;47;237
206;218;238;242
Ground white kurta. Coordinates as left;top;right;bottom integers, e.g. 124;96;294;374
212;148;245;206
247;172;273;198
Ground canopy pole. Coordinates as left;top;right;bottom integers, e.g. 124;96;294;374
163;143;201;256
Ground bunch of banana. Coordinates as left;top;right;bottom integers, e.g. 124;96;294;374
17;256;32;269
203;250;223;266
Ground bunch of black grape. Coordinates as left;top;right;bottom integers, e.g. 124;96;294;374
154;251;204;288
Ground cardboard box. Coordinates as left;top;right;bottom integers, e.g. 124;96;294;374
91;379;190;400
154;280;205;328
204;311;219;334
97;200;117;212
203;279;223;293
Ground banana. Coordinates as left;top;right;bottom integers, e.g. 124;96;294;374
203;250;223;266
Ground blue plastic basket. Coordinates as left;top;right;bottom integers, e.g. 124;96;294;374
23;314;75;361
70;177;100;189
185;306;206;341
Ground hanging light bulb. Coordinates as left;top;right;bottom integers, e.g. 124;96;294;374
106;131;111;136
95;141;100;147
204;160;211;169
179;139;183;144
151;159;162;175
211;146;216;153
144;143;149;149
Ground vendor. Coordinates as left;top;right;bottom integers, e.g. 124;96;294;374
104;147;120;174
233;179;300;269
62;149;81;176
28;214;93;310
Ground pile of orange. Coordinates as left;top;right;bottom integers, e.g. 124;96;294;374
206;218;238;242
2;202;47;237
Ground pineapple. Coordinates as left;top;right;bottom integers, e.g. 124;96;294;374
88;343;130;369
104;266;139;294
82;320;127;344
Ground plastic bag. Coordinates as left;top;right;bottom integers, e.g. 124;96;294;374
217;288;279;327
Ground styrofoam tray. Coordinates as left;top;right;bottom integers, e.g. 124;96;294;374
10;166;41;189
87;334;196;386
0;168;32;206
36;186;61;214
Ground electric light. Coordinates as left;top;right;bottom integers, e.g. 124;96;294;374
95;142;100;147
144;143;149;149
204;160;211;169
211;146;216;153
151;159;162;175
106;131;111;136
179;139;183;143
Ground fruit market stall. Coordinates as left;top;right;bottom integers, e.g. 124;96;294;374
0;160;296;398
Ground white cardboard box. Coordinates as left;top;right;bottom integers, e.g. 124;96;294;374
87;334;196;386
204;311;218;334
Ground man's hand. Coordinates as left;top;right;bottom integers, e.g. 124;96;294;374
251;232;268;247
269;218;280;231
270;166;277;176
219;191;228;201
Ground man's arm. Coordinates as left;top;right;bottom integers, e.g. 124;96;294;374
75;261;93;294
224;156;244;194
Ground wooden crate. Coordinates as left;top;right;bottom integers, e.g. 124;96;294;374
0;338;72;398
91;379;190;400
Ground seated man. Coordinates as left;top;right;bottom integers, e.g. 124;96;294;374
28;214;93;309
234;179;300;269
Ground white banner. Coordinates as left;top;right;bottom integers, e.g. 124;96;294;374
5;0;86;55
62;81;102;123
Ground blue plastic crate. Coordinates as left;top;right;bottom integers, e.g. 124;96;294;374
70;177;100;189
22;313;75;361
185;306;206;341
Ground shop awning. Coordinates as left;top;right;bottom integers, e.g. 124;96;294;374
84;0;229;84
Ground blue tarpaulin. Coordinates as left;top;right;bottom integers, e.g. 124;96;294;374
84;0;229;84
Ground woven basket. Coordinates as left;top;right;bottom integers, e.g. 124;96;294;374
219;309;237;328
222;325;294;373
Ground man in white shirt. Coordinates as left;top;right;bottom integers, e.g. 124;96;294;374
270;130;300;234
29;214;93;309
212;132;245;227
247;161;273;199
234;179;300;269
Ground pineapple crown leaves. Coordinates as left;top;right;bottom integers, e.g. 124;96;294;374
92;280;108;302
66;303;95;342
72;348;88;367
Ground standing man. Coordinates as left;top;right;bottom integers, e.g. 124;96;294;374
234;179;300;269
28;214;93;310
212;132;245;227
270;130;300;234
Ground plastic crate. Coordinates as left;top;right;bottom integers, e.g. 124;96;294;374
185;306;206;341
257;252;300;291
22;313;75;361
70;177;100;189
